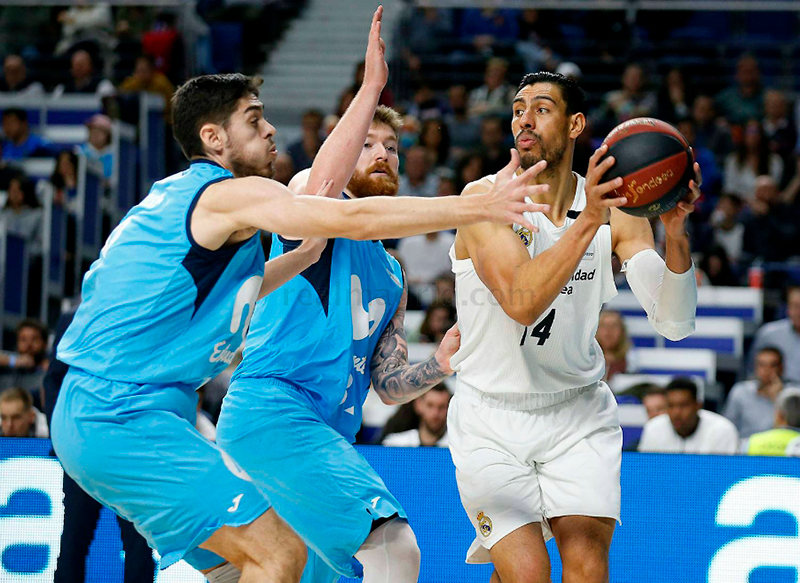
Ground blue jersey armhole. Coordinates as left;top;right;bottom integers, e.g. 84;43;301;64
185;175;257;258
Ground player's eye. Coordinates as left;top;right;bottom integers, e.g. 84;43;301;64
537;108;549;114
364;142;372;149
515;109;524;116
386;145;397;153
250;118;259;126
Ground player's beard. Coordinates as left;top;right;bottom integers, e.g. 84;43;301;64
515;130;567;175
227;137;276;179
347;161;399;198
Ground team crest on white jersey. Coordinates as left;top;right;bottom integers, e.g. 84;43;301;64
515;227;533;247
477;511;492;537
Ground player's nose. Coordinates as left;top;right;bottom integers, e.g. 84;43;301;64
263;120;276;139
374;142;387;160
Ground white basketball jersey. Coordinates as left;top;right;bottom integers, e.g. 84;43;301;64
450;173;617;397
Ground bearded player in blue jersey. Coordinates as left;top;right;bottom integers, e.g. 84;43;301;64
216;110;552;583
50;8;548;583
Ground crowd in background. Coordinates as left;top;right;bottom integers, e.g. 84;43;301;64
1;4;799;457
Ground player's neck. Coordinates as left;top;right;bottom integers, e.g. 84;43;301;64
516;161;576;226
193;152;233;175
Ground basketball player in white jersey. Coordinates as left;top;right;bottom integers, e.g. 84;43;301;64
448;71;701;583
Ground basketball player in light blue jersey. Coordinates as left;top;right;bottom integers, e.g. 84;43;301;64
215;98;552;581
50;8;549;583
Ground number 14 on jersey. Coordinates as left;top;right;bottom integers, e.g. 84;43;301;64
520;309;556;347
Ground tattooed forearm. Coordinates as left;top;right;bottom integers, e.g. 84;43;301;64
370;306;449;405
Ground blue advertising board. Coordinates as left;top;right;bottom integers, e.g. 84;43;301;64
2;438;799;582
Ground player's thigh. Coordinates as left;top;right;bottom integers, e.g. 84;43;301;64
536;386;622;526
447;394;544;563
488;523;551;583
218;386;402;578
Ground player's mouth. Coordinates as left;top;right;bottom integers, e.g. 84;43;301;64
517;137;537;148
371;170;388;176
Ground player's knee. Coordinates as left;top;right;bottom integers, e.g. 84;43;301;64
495;559;550;583
559;532;609;579
393;521;421;570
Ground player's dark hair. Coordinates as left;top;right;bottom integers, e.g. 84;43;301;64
665;377;699;401
758;346;784;367
518;72;586;116
171;74;263;160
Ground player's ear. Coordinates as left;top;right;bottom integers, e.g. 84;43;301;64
569;112;586;140
198;122;224;155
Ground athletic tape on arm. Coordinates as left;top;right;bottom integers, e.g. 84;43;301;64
622;248;697;341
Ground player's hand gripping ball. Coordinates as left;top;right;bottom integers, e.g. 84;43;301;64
599;117;695;218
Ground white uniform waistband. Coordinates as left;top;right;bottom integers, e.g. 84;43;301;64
454;379;598;411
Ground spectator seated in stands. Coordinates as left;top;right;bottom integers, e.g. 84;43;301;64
0;386;48;437
638;378;739;454
676;118;721;199
337;60;393;117
400;7;453;72
741;175;799;265
455;152;484;193
478;116;507;175
467;58;516;120
724;346;797;440
1;174;43;253
406;83;447;121
691;94;733;167
594;63;657;133
1;108;52;160
749;286;800;382
287;109;323;172
697;245;738;287
53;49;115;98
37;150;79;212
724;119;783;200
515;9;561;73
710;193;744;266
399;145;439;198
657;67;693;124
459;9;518;57
0;55;44;95
54;3;114;57
745;389;800;457
418;118;451;169
396;231;456;304
715;54;764;126
78;114;114;180
0;319;49;395
382;384;450;447
444;84;480;156
118;54;175;119
642;385;668;420
418;299;456;344
762;89;796;182
596;309;631;382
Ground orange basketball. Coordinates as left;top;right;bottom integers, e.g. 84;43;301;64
600;118;694;218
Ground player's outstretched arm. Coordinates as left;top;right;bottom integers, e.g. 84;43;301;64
370;281;459;405
198;152;551;243
460;146;627;326
611;162;701;341
304;6;387;197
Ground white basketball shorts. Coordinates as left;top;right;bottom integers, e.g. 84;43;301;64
447;381;622;563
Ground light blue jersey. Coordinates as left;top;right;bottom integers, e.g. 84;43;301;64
219;227;407;580
51;159;272;572
232;232;404;442
58;160;265;388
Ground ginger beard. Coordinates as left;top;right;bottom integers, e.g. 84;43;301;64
347;161;399;198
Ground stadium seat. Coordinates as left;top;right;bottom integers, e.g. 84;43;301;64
629;347;716;383
606;287;763;333
0;229;29;337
